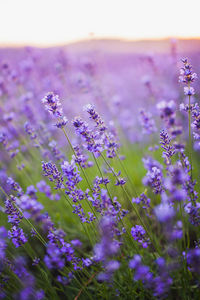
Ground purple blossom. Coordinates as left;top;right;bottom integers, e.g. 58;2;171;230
42;92;63;117
115;178;126;186
8;226;27;248
160;130;175;164
61;160;82;189
184;86;195;96
94;216;120;280
73;145;92;168
154;202;175;223
139;109;157;135
42;92;68;128
84;104;107;132
82;258;92;267
42;161;63;189
49;140;64;161
4;196;27;247
24;121;37;140
32;257;40;266
143;166;163;194
6;177;23;196
0;227;7;260
171;221;183;240
131;225;149;248
71;239;82;248
179;58;197;84
72;117;102;154
44;228;77;271
153;258;173;298
132;193;150;209
186;248;200;274
157;100;175;120
129;255;153;286
184;202;200;226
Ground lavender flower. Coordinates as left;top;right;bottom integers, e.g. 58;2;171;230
171;221;183;240
160;130;175;164
129;255;153;286
0;227;7;260
131;225;149;248
143;166;163;194
154;202;175;223
132;193;150;209
179;58;197;85
73;145;93;168
42;161;63;189
153;258;173;298
24;121;37;140
84;104;107;132
94;216;120;281
7;177;23;196
42;92;68;128
5;196;27;247
44;227;78;271
139;109;157;135
84;104;119;158
72;117;102;154
184;202;200;226
49;140;64;161
115;178;126;186
42;92;63;117
186;248;200;274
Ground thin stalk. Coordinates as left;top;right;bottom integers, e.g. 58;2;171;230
188;93;193;180
92;152;112;199
92;153;137;250
100;153;161;256
60;189;95;246
114;150;138;197
13;155;33;186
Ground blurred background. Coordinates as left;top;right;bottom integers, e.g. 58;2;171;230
1;0;200;46
1;0;200;144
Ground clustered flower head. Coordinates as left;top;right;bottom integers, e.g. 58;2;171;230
42;161;63;189
139;109;157;135
131;225;149;248
5;196;27;247
160;129;175;165
72;117;102;154
84;104;107;132
179;58;197;85
84;104;119;158
0;226;7;260
129;255;173;298
132;193;150;210
42;92;68;128
94;215;120;281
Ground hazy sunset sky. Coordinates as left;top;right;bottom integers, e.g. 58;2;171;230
0;0;200;46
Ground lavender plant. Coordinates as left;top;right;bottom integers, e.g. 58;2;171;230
0;50;200;300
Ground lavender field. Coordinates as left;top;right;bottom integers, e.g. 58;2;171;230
0;39;200;299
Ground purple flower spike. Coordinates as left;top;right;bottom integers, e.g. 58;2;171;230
131;225;149;248
42;92;68;128
154;202;175;223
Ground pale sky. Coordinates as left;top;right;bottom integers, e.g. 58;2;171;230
0;0;200;46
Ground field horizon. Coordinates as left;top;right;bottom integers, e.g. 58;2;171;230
1;37;200;54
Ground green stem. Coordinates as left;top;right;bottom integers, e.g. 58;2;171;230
188;94;193;180
92;153;137;250
100;153;160;256
114;150;138;197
